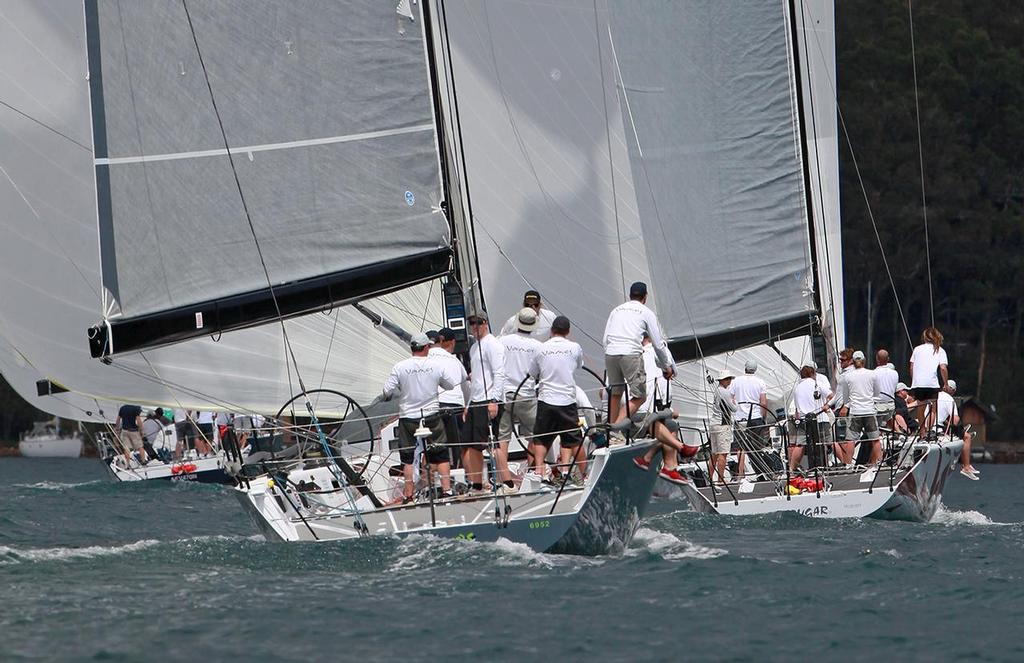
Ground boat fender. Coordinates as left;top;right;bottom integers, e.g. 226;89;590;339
785;485;800;495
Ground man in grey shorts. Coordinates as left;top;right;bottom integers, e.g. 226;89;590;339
499;309;543;466
603;282;675;425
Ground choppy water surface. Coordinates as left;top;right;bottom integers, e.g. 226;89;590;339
1;458;1020;661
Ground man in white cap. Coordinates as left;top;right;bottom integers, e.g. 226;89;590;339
936;380;978;479
497;308;544;493
837;349;881;465
382;332;465;502
428;328;471;469
892;382;918;434
499;289;558;340
603;281;675;426
465;311;506;492
729;359;768;479
709;370;736;486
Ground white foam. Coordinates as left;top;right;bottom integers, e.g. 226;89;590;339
932;505;1006;526
630;527;727;560
0;539;161;564
15;480;101;491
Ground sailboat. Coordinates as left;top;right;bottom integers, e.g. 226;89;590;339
599;0;961;521
65;0;660;553
18;418;83;458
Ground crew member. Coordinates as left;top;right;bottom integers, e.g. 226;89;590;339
499;309;543;492
529;316;585;480
909;327;950;434
428;328;468;470
730;360;767;479
115;403;147;465
937;380;978;480
499;290;557;340
382;332;465;502
632;334;697;485
709;370;736;486
603;282;675;426
465;312;506;492
791;364;830;472
839;350;881;465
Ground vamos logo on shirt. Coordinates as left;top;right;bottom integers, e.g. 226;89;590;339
540;348;576;357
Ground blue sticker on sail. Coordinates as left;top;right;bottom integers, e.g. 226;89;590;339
405;191;415;206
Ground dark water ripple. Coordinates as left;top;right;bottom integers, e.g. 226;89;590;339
0;458;1021;662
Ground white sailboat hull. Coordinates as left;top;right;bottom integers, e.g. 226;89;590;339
104;454;232;484
18;436;83;458
236;441;659;555
666;439;962;523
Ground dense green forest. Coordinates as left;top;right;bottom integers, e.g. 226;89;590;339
837;0;1023;437
1;1;1020;442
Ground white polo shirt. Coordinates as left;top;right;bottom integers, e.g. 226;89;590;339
428;346;470;407
874;363;900;399
793;377;828;422
501;332;543;398
936;391;958;425
910;343;948;389
639;344;671;414
730;373;767;421
469;333;506;402
529;335;583;406
841;367;880;416
382;355;457;419
603;300;674;369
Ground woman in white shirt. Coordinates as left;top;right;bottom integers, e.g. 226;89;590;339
909;327;949;432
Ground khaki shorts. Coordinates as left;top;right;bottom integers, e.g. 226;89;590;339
710;424;732;455
605;353;646;399
120;429;144;451
498;392;537;441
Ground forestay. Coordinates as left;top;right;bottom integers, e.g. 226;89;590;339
606;0;816;354
85;0;449;353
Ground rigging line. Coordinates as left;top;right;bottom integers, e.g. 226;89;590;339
907;0;935;327
0;98;92;153
606;23;712;419
474;221;603;349
799;14;914;346
476;1;588;295
315;307;341;398
419;280;435;331
797;0;839;344
180;0;307;394
593;0;626;301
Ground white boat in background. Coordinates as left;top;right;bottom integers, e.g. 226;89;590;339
18;420;83;458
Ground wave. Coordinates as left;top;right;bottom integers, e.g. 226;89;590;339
14;480;103;491
0;535;260;566
629;527;727;560
931;505;1007;526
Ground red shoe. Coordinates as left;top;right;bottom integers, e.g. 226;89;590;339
659;466;690;486
633;455;651;471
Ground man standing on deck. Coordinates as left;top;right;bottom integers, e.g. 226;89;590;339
499;309;543;491
529;316;586;480
499;290;558;340
729;360;767;480
936;380;978;479
603;282;675;426
839;350;881;465
465;312;506;493
115;402;147;465
382;332;466;502
429;328;468;470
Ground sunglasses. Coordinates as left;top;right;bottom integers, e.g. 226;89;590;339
468;319;485;326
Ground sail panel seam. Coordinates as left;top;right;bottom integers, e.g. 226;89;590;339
93;124;434;165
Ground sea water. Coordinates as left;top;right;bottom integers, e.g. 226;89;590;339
0;458;1020;661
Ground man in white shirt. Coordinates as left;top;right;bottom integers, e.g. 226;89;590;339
194;411;215;456
936;380;978;479
498;309;543;493
499;289;558;340
529;316;586;479
709;370;736;486
791;364;831;472
465;312;506;492
632;335;697;485
603;281;675;425
839;350;881;465
729;360;768;479
382;332;462;502
428;328;470;469
873;349;900;401
811;361;835;464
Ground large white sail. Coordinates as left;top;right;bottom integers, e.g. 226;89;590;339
0;1;446;417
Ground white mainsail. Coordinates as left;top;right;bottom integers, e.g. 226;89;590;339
0;1;449;417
